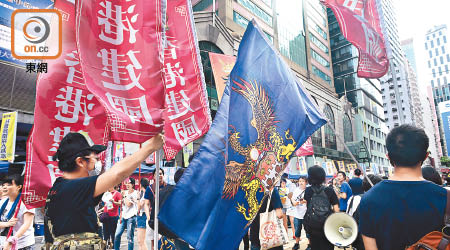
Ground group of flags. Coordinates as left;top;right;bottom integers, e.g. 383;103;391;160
22;0;389;249
23;0;210;209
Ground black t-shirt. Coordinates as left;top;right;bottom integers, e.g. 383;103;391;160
44;176;102;242
249;189;283;249
360;180;446;250
304;185;339;206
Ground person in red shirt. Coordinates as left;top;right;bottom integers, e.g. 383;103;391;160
102;186;122;248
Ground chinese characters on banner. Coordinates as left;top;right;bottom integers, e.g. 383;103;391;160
162;0;211;160
75;0;166;142
24;0;109;209
295;137;314;157
0;112;17;161
321;0;389;78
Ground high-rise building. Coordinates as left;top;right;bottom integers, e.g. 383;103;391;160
401;38;442;166
378;0;416;130
327;9;390;175
424;24;450;156
193;0;359;170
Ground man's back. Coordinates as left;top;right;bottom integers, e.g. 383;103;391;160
359;180;446;250
348;177;363;195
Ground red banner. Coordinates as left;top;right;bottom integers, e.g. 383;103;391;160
24;0;109;209
162;0;211;160
75;0;166;142
321;0;389;78
209;53;236;103
295;137;314;156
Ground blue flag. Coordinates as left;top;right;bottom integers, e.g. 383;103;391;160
159;20;326;250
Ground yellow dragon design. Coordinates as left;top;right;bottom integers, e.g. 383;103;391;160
223;78;297;224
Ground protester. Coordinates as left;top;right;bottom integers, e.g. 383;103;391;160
0;174;35;250
348;169;363;195
249;187;283;250
144;168;167;249
44;132;164;250
278;179;294;238
287;177;307;250
336;171;352;212
359;125;446;250
115;178;139;250
346;174;383;250
422;166;443;185
101;186;122;248
303;165;339;250
137;178;149;250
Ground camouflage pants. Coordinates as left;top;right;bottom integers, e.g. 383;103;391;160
43;232;106;250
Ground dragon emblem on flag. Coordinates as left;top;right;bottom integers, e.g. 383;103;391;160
222;78;297;222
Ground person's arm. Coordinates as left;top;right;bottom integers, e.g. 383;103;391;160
94;134;163;197
0;218;18;229
332;204;340;212
362;235;378;250
12;212;33;239
275;208;283;218
144;199;151;219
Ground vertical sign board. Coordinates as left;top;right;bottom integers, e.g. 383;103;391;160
439;101;450;156
0;112;17;161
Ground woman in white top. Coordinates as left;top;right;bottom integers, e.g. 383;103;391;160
0;174;35;250
114;177;138;250
287;177;308;250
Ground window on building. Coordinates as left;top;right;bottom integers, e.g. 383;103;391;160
429;50;433;58
311;49;330;68
233;11;273;42
436;48;439;56
434;58;437;66
447;54;450;62
431;40;434;48
446;65;449;73
442;46;446;54
323;105;337;150
309;33;328;53
445;76;448;84
425;43;428;50
437;38;441;46
438;77;441;85
441;56;444;65
311;22;328;40
343;114;353;142
427;35;430;40
236;0;272;26
439;66;443;76
428;61;431;68
444;36;447;43
312;65;332;84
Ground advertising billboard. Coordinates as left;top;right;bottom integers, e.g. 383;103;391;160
438;101;450;156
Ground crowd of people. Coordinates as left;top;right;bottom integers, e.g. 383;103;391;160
0;124;447;250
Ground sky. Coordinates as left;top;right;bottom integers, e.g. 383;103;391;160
395;0;450;91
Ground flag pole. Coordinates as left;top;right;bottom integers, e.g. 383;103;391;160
327;122;374;187
153;149;161;250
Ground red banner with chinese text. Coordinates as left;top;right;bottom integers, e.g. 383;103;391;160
321;0;389;78
162;0;211;160
75;0;166;142
295;137;314;156
24;0;109;209
209;52;236;103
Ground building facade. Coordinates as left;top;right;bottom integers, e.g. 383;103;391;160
327;9;390;175
378;0;416;130
401;38;442;166
424;24;450;156
193;0;357;171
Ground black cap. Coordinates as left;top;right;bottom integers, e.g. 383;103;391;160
53;132;107;161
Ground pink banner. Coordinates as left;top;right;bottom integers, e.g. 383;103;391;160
24;0;109;209
75;0;166;142
162;0;211;160
208;53;236;103
295;137;314;156
321;0;389;78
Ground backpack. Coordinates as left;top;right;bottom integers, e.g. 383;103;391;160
406;190;450;250
346;194;362;223
304;186;332;231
